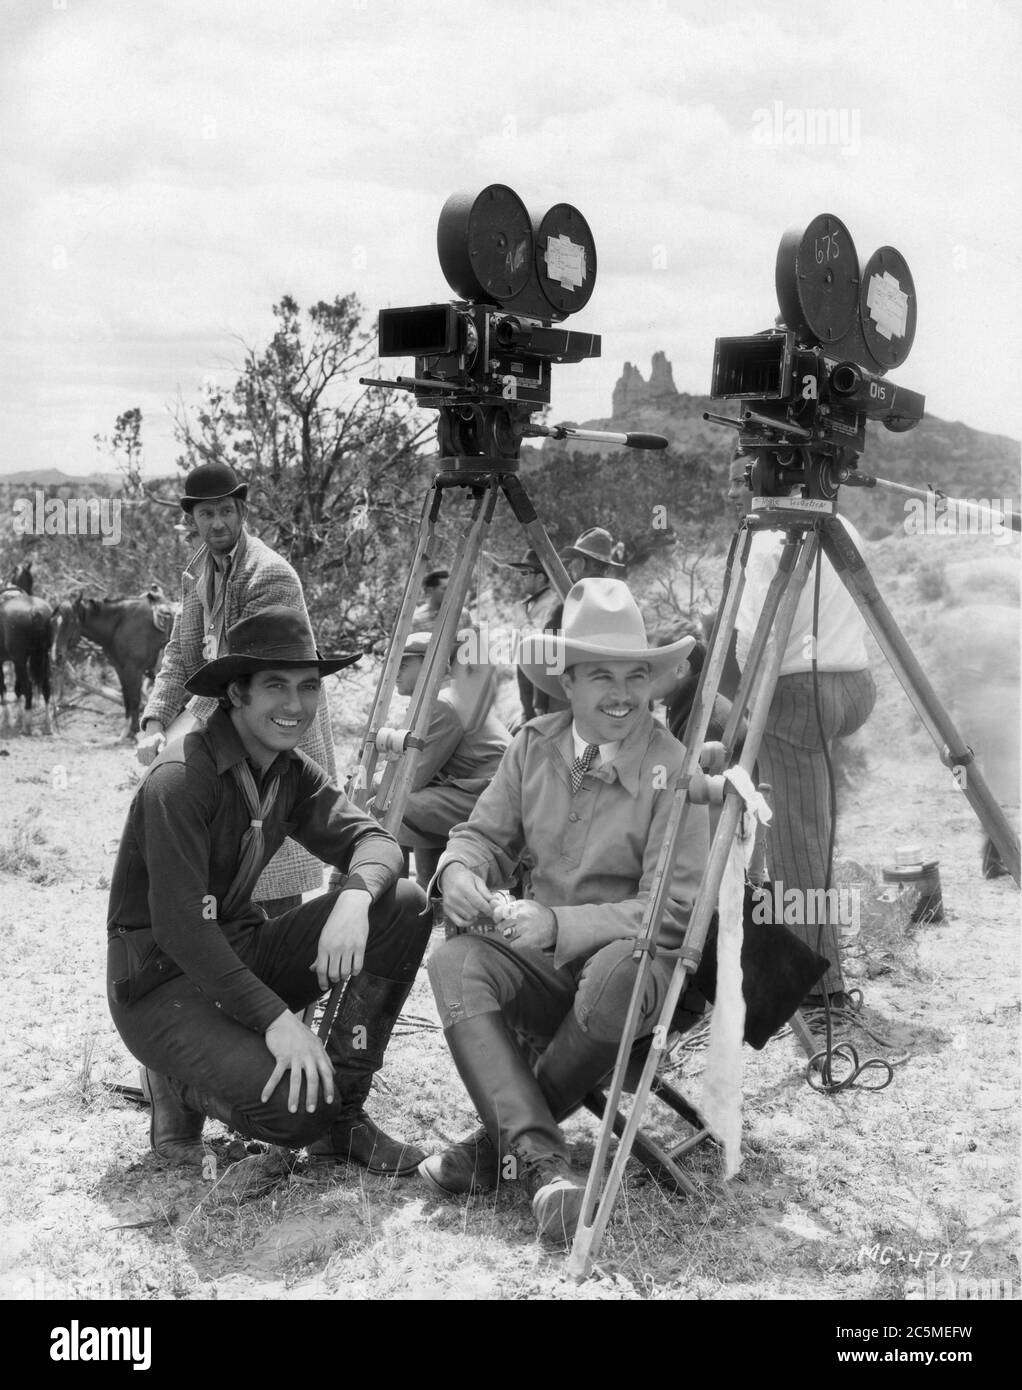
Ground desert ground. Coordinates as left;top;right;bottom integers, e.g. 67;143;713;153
0;532;1018;1302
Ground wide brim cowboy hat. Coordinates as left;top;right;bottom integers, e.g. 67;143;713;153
515;578;695;700
561;526;624;571
185;606;360;697
179;462;249;512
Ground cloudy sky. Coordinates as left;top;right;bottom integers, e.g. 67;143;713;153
2;0;1019;479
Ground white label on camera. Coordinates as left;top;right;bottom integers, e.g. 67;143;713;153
544;234;586;290
866;270;909;340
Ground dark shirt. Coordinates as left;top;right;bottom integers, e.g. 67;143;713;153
107;708;404;1032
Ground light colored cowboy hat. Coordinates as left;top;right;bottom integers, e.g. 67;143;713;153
185;606;360;696
515;578;695;700
561;526;624;570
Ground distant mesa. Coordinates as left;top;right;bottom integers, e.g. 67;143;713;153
612;351;679;416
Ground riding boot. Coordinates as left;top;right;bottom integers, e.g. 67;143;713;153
534;1011;622;1122
418;1011;585;1244
306;971;426;1175
140;1067;207;1168
420;1015;623;1198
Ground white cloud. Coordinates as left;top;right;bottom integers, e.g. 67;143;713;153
0;0;1019;478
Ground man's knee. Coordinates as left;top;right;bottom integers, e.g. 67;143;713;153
427;935;520;1027
574;941;665;1042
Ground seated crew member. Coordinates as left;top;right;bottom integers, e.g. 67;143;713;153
419;579;707;1245
392;632;512;893
411;569;472;634
107;607;431;1177
508;548;568;722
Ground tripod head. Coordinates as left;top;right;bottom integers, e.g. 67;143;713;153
362;184;667;471
705;213;925;499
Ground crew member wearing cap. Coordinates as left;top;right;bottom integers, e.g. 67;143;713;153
508;547;567;722
135;463;339;917
392;632;511;892
419;579;708;1245
108;607;431;1178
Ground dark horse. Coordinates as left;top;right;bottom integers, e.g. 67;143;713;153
0;586;53;734
59;593;174;736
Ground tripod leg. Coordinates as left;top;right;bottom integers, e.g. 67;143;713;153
821;521;1020;883
349;482;446;808
378;483;493;835
570;527;822;1278
500;473;573;598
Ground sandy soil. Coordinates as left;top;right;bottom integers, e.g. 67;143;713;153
0;538;1019;1302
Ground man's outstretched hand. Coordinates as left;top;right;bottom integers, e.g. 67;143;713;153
262;1010;334;1114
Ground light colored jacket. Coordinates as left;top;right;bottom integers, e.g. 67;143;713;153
441;709;708;969
142;528;337;898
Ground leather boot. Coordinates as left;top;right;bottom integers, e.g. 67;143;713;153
307;971;426;1175
140;1067;206;1168
420;1015;620;1197
534;1011;621;1121
417;1012;585;1244
418;1125;499;1197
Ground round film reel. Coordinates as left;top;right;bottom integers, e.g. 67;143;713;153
859;246;917;369
437;185;534;303
775;213;859;344
534;203;596;316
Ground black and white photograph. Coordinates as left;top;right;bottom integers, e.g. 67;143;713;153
0;0;1018;1333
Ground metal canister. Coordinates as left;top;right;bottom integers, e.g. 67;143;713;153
881;844;944;924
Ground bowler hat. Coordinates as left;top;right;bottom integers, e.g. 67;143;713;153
516;578;695;700
185;606;360;697
561;526;623;570
180;462;249;513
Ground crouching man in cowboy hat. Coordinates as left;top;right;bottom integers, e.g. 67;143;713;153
136;462;340;919
107;607;431;1179
420;579;709;1245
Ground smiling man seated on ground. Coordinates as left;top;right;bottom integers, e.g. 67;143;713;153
106;607;431;1182
420;579;708;1245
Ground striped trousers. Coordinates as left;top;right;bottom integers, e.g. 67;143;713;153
755;668;877;996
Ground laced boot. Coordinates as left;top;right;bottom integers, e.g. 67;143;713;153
307;971;426;1175
418;1125;500;1196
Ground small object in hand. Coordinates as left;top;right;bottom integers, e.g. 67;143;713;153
489;891;516;923
502;924;517;940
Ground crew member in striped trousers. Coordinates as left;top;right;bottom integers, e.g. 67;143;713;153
727;448;877;1002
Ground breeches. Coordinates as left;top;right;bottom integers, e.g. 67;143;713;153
427;933;674;1045
109;881;429;1147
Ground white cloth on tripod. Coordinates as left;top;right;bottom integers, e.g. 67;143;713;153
735;516;870;675
698;768;771;1179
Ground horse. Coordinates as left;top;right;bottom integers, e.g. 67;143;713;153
60;592;175;736
0;587;53;734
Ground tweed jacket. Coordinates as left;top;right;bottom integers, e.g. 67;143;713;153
141;528;338;898
439;709;708;969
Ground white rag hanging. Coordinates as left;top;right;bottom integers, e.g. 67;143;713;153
698;769;773;1180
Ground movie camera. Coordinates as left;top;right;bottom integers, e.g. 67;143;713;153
705;213;925;498
363;184;666;467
